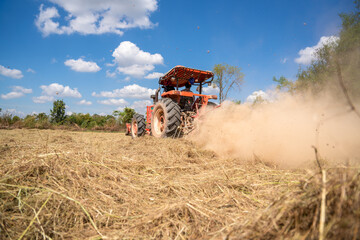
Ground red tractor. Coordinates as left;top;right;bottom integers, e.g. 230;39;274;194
126;66;218;138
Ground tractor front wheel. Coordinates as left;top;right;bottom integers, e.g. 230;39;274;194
131;113;146;138
151;98;181;138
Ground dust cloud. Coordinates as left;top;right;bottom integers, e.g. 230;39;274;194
191;92;360;167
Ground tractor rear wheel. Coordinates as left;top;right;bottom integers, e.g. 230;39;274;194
151;98;181;138
131;113;146;138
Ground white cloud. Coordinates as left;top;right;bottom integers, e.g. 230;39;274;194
77;99;92;105
33;95;55;103
112;100;152;114
27;68;36;73
105;62;116;67
295;36;339;65
106;70;116;78
64;58;101;72
98;98;128;106
116;106;125;111
66;111;73;116
33;83;81;103
1;92;24;100
117;64;155;77
112;41;163;77
35;0;158;36
246;90;272;103
1;86;33;100
0;65;23;79
144;72;163;79
40;83;82;98
131;100;152;114
35;5;65;36
202;85;220;95
125;76;131;81
12;86;32;94
92;84;155;99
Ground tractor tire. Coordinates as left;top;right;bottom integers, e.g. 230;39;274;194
131;113;146;138
151;98;181;138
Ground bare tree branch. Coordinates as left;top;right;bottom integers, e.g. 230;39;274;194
335;59;360;119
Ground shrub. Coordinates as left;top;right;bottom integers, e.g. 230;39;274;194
23;115;36;128
88;120;98;129
11;116;21;124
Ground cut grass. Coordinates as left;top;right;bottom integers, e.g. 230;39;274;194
0;129;357;239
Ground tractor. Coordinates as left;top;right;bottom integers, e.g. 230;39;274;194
126;65;218;138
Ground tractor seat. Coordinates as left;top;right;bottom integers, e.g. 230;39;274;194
179;95;194;111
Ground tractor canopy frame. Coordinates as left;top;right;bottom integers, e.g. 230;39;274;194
159;65;214;92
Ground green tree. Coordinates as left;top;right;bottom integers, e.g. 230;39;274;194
337;0;360;94
113;107;135;125
338;0;360;54
24;115;36;128
296;40;338;92
50;100;66;124
121;107;135;124
35;113;50;129
0;111;12;126
213;64;244;103
36;113;48;121
79;113;92;128
294;1;360;95
112;110;122;122
273;76;294;92
11;116;20;124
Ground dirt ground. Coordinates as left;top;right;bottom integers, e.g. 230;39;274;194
0;129;306;239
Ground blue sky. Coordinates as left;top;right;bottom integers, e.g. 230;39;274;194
0;0;354;116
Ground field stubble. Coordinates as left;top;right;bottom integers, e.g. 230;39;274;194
0;129;305;239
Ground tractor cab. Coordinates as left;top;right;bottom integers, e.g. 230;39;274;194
128;66;218;138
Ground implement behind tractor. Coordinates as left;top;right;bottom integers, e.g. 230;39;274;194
126;66;218;138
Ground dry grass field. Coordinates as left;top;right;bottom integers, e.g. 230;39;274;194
0;129;359;239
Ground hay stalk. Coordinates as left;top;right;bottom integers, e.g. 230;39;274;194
319;169;327;240
18;193;52;240
0;183;103;238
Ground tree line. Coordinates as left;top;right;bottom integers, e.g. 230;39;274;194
0;102;135;131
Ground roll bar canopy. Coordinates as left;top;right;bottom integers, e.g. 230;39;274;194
159;65;214;88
